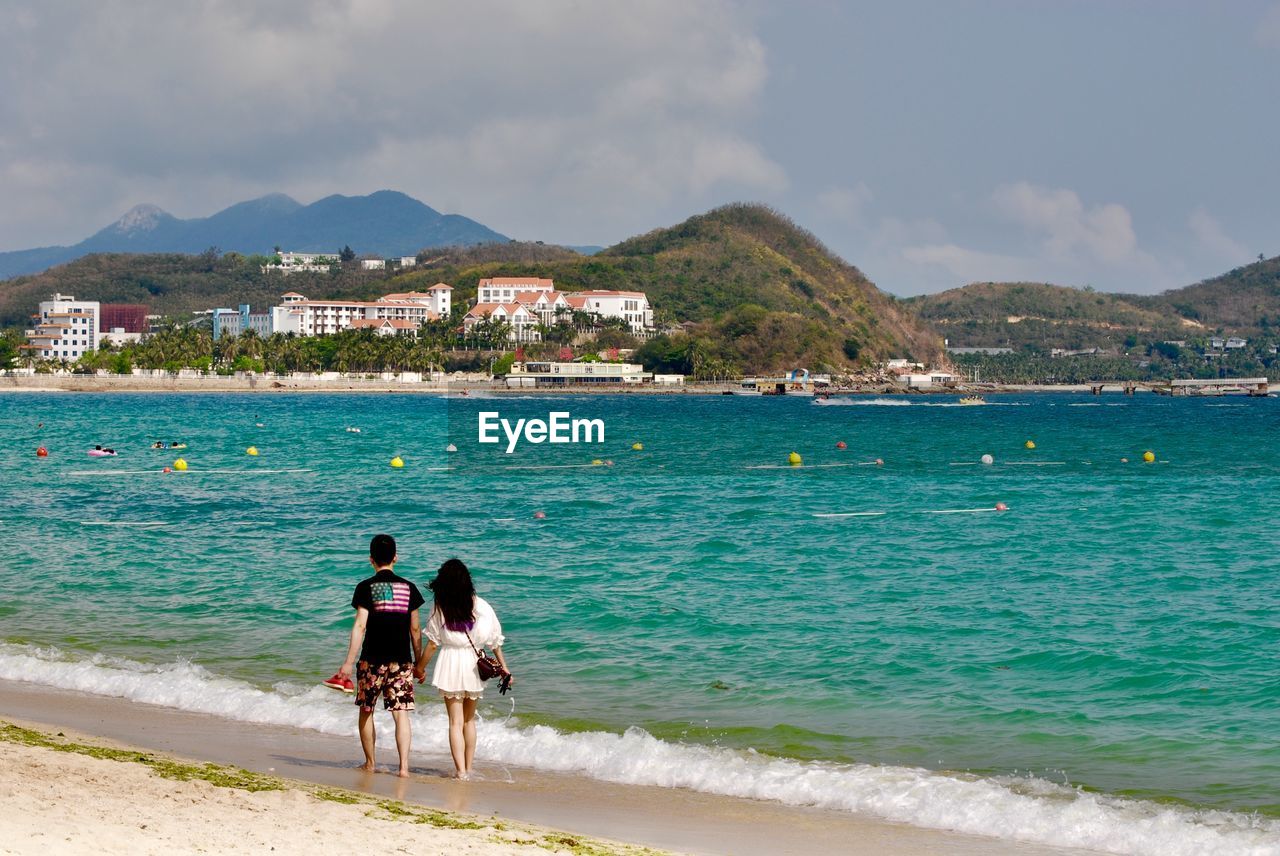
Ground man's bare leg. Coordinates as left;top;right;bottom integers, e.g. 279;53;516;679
392;709;412;778
358;708;377;772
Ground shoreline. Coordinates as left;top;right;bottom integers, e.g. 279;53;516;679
0;717;655;856
3;372;1253;395
0;678;1093;856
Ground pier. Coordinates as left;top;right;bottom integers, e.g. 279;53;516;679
1167;377;1270;397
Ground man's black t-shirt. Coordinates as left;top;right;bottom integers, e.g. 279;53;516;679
352;571;425;665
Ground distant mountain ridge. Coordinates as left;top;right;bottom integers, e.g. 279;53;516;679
0;190;508;279
907;256;1280;352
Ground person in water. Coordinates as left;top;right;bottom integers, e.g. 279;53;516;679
152;441;167;449
335;534;425;777
415;558;512;779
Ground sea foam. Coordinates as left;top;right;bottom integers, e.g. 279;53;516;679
1;643;1276;856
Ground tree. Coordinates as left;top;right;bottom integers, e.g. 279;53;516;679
0;331;18;369
340;245;356;263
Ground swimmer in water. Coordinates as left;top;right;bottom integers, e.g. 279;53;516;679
152;441;167;449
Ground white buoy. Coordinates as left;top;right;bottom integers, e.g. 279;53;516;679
981;454;994;465
446;443;458;453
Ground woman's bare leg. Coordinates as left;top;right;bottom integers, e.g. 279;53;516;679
462;697;478;774
443;696;467;776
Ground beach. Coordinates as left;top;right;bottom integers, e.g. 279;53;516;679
0;682;1093;856
3;391;1279;856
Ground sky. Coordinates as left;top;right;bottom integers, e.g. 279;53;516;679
1;0;1278;296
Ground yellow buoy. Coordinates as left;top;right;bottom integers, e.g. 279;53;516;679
173;458;188;471
390;456;405;468
591;459;604;466
246;446;259;456
631;442;643;451
1025;440;1036;450
788;451;803;466
1142;450;1155;463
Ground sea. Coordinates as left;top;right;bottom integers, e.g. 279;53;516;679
1;390;1277;855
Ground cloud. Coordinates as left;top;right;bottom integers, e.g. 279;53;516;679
900;243;1038;284
1188;208;1250;264
816;183;873;228
991;181;1153;268
0;0;782;248
1256;3;1280;47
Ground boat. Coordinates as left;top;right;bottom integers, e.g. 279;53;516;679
731;380;763;396
958;395;987;405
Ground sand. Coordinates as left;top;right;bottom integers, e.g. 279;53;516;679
0;681;1100;856
0;724;649;856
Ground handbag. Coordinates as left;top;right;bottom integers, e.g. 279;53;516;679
465;629;504;681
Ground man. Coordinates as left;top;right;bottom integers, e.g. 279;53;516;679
329;534;424;777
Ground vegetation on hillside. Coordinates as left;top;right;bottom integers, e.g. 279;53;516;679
1135;256;1280;330
2;204;942;376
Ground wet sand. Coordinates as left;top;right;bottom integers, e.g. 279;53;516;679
0;679;1099;856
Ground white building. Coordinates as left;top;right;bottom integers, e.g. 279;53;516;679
463;303;540;342
360;259;386;270
573;290;653;333
505;360;652;387
398;257;417;268
270;286;452;337
212;304;273;340
470;278;653;340
477;277;556;304
23;294;100;361
261;251;338;275
898;371;957;388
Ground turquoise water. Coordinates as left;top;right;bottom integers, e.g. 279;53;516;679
2;391;1278;850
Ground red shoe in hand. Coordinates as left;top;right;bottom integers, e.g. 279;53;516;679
322;673;355;693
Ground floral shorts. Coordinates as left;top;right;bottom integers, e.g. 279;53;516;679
355;661;415;711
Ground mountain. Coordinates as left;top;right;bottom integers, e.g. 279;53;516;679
0;191;508;279
908;256;1280;352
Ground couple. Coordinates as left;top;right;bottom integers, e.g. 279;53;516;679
332;534;513;779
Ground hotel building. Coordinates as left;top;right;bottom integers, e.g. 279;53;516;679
465;278;653;342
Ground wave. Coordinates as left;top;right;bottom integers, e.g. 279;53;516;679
0;643;1276;856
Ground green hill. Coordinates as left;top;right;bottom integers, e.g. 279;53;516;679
906;281;1187;351
1138;256;1280;332
908;255;1280;353
404;204;941;372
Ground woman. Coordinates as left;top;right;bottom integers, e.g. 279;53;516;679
415;558;512;779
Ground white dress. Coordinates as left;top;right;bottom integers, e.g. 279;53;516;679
425;596;504;699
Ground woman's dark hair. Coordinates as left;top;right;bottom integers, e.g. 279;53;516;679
429;558;476;630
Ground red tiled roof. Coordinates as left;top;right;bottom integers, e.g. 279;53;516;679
427;282;453;290
350;318;421;330
380;292;434;301
478;277;554;287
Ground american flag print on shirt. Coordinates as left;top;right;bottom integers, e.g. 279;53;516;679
370;581;411;613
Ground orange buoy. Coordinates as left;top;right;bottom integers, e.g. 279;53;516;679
35;446;48;458
835;441;847;450
995;502;1008;511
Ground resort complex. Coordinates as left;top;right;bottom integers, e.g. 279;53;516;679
20;293;148;360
